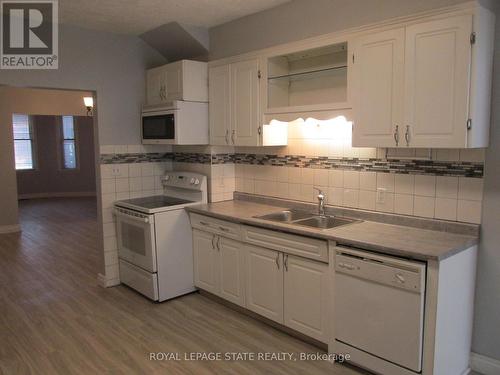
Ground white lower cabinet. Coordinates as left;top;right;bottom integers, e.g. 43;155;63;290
284;254;329;343
192;229;246;307
245;245;284;323
192;218;330;344
192;229;219;294
218;236;246;307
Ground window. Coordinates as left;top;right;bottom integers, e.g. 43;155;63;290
12;114;35;170
61;116;77;169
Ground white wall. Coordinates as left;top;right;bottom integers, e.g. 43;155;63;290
208;0;500;362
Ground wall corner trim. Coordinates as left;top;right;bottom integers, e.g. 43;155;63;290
471;352;500;375
97;273;120;288
0;224;21;234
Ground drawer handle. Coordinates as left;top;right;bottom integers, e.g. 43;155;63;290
219;226;230;232
275;253;280;270
284;254;288;272
216;236;221;251
199;221;210;226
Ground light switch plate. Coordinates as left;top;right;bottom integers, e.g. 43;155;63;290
377;188;387;204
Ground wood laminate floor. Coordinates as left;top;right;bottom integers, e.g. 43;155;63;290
0;198;368;375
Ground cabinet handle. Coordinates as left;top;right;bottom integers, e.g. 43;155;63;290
219;226;230;232
231;130;235;144
216;236;221;252
257;126;262;135
225;129;229;144
405;125;410;146
275;253;280;270
211;234;216;250
199;221;210;226
394;125;400;146
284;254;288;272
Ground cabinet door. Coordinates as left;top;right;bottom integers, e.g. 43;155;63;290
165;62;183;101
245;245;283;323
404;15;472;148
352;28;405;147
218;237;246;307
209;65;231;145
284;255;329;343
146;67;165;105
192;230;219;294
231;59;261;146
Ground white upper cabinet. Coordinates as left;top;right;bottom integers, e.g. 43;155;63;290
209;65;231;145
351;28;405;147
353;7;494;148
146;60;208;105
209;58;262;146
404;16;472;148
231;59;261;146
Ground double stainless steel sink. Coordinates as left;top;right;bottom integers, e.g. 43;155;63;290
254;209;360;229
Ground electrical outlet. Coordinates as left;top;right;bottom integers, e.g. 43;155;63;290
111;166;121;177
376;188;387;204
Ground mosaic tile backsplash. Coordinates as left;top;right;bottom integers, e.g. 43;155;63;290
101;152;483;178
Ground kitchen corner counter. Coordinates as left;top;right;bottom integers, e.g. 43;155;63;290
186;200;478;261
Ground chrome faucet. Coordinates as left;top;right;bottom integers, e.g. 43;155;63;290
313;187;326;216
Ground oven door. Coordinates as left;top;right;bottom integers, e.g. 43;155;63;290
114;207;157;272
141;110;176;144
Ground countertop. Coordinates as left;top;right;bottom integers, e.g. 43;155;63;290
186;200;478;261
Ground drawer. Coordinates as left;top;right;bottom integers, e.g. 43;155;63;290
242;225;328;263
189;213;241;240
119;259;159;301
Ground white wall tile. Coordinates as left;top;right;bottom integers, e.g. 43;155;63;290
101;193;116;209
433;149;460;161
328;187;343;206
129;177;142;192
101;179;115;194
275;167;288;182
142;176;155;191
343;189;359;208
377;173;395;193
376;192;394;213
100;165;114;180
395;174;414;195
114;145;128;154
289;183;302;201
313;169;329;186
329;170;344;188
276;182;289;199
359;190;376;211
103;222;116;238
394;194;413;215
459;149;485;163
458;177;483;201
141;163;154;177
343;171;360;189
100;145;115;154
300;168;314;185
300;184;314;202
413;196;435;218
243;179;255;194
359;172;376;191
436;176;458;199
358;148;377;159
116;192;130;200
414;175;436;197
102;208;114;224
103;236;117;251
129;164;142;177
435;198;458;221
115;178;129;193
288;167;301;183
457;200;482;224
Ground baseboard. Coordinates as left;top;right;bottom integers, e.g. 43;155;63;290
0;224;21;234
18;191;96;200
97;273;120;288
471;352;500;375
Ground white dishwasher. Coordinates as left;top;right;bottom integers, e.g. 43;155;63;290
334;246;426;374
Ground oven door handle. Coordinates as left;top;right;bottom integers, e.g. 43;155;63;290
114;208;152;224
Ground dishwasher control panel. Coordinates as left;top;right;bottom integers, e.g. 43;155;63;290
335;247;426;293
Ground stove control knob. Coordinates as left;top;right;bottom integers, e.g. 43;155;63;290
194;179;200;185
190;178;195;185
164;175;170;181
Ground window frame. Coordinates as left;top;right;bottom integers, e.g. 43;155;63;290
58;115;80;171
12;114;37;172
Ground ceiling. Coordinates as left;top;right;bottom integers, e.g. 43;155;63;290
59;0;291;35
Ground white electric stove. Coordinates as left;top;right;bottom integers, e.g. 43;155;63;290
114;172;207;302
